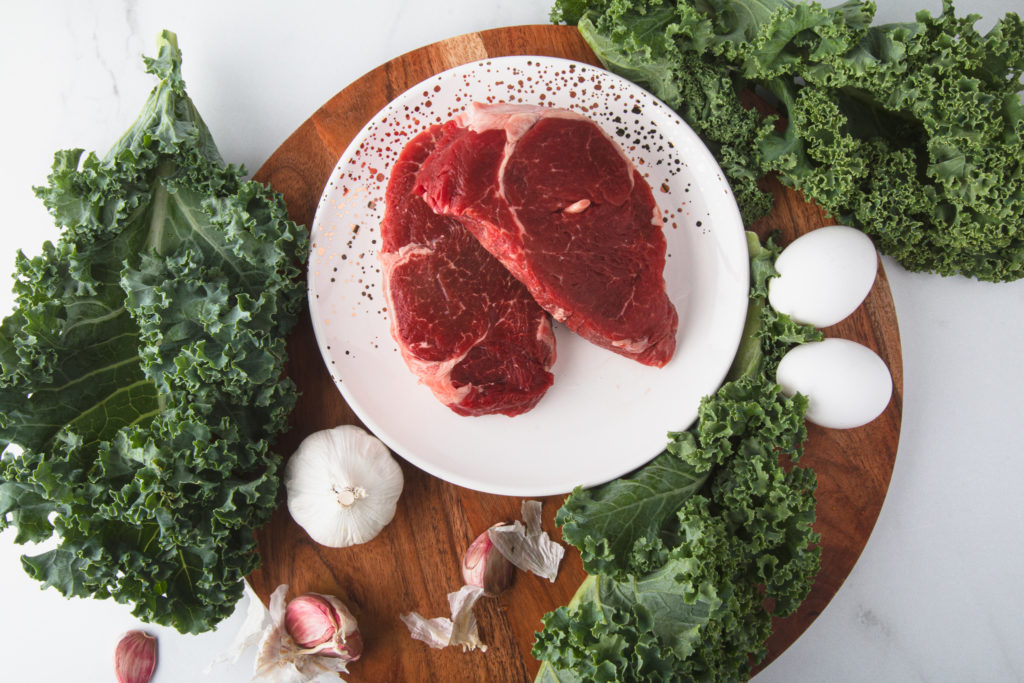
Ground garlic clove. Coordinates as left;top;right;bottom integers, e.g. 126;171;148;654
285;592;362;661
114;630;157;683
462;524;515;596
285;594;336;648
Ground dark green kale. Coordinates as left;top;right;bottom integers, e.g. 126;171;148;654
553;0;1024;281
0;31;307;633
534;234;821;681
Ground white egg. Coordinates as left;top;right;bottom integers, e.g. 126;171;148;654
776;338;892;430
768;225;878;328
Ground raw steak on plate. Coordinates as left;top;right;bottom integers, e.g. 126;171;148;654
416;102;678;367
379;124;556;417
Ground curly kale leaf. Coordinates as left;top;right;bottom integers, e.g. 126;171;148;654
573;2;777;225
757;2;1024;281
534;377;817;680
0;31;307;634
554;0;1024;281
534;235;820;681
557;434;709;580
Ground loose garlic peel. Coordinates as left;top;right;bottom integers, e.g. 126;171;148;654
284;425;404;548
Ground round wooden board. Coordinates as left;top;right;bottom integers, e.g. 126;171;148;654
247;24;903;681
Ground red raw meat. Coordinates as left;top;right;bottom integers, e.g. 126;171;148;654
379;124;556;416
416;103;678;367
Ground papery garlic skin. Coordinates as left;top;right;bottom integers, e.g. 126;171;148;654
285;592;363;661
446;585;488;652
462;525;515;596
401;585;488;652
488;500;565;582
285;425;404;547
399;612;454;650
114;630;157;683
205;580;270;673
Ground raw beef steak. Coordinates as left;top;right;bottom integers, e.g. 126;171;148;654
379;124;556;417
416;103;678;367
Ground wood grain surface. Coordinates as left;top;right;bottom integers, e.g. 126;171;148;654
246;24;903;681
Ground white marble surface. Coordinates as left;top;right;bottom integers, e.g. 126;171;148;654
1;1;1022;681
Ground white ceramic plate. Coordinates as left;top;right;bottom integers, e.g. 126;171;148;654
308;56;748;496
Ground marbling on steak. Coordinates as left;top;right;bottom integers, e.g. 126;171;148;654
378;124;556;416
415;103;678;367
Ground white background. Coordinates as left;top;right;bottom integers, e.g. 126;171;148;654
1;1;1022;681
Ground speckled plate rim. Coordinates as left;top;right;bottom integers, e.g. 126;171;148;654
306;55;749;496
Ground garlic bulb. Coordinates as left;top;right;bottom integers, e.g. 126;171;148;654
254;585;356;683
284;425;404;547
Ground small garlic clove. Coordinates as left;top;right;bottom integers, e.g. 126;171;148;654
462;524;515;596
285;594;335;648
114;630;157;683
285;592;362;661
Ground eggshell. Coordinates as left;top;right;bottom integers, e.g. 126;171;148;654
768;225;878;328
777;338;892;430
